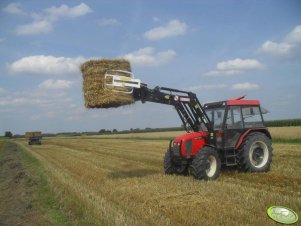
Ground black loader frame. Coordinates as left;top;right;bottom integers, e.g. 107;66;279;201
133;84;215;145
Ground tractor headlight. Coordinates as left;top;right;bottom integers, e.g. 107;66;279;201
170;140;182;157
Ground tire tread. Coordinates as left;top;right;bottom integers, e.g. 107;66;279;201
191;146;221;180
237;132;272;172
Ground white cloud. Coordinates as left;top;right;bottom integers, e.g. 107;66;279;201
205;58;264;77
9;55;86;76
285;25;301;44
0;97;31;107
217;58;264;71
231;83;259;90
15;3;92;35
188;84;227;91
38;79;73;89
205;70;241;77
260;41;293;56
43;3;92;20
144;19;188;41
30;111;57;120
97;18;120;26
3;2;25;15
16;20;53;35
123;47;176;66
0;89;73;108
259;25;301;57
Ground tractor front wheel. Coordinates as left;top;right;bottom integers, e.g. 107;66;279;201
238;132;272;172
163;150;187;175
191;146;221;180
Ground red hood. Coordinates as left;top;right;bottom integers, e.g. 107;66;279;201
173;131;208;143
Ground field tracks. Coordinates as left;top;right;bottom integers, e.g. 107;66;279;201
8;135;301;225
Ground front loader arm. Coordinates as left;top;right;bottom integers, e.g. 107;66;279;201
104;70;214;144
133;84;213;135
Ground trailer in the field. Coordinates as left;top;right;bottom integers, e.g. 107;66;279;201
25;131;42;145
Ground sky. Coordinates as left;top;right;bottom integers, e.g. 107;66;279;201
0;0;301;135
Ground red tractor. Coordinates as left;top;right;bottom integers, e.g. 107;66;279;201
107;71;273;180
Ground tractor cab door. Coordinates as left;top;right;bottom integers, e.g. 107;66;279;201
223;106;244;148
223;105;265;148
206;107;226;149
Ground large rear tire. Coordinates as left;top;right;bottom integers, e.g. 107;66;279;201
191;146;221;180
237;132;272;172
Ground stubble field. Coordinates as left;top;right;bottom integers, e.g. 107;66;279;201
13;128;301;225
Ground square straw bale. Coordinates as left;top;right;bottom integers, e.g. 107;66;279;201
81;59;135;108
25;131;42;138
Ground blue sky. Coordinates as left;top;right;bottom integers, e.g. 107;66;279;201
0;0;300;135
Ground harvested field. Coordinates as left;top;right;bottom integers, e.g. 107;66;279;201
15;134;301;226
87;126;301;141
268;126;301;141
89;131;185;140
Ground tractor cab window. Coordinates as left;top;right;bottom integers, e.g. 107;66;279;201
226;106;243;129
242;106;264;128
205;108;225;130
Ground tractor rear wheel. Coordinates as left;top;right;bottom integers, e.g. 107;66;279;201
163;150;187;175
191;146;221;180
237;132;272;172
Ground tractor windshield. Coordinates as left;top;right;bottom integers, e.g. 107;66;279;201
205;107;225;130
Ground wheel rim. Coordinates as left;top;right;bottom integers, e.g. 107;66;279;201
206;155;217;177
249;141;269;168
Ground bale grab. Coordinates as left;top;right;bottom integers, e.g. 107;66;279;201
81;59;135;108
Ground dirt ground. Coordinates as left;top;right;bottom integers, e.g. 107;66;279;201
0;142;50;226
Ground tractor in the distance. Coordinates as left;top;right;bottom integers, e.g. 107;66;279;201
25;131;42;145
106;71;273;180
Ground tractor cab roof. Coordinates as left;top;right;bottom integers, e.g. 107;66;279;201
204;95;260;109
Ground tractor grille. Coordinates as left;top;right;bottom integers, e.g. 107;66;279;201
185;140;192;155
170;145;181;157
170;145;182;165
169;140;183;165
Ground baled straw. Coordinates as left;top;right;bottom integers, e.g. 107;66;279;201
25;131;42;138
81;59;135;108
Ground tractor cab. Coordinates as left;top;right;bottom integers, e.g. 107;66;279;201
204;96;270;150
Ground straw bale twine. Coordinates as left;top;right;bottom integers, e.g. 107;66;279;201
81;59;135;108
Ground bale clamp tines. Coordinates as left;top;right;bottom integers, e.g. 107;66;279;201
104;70;141;94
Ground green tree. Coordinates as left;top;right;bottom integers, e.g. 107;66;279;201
4;131;13;138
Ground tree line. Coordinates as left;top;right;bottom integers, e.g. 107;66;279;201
3;118;301;138
264;118;301;127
